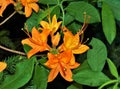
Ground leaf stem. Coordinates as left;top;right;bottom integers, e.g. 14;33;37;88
57;0;65;27
98;80;118;89
0;11;16;26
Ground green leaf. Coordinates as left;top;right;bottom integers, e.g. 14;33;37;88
67;83;83;89
67;22;82;34
102;2;116;44
26;11;40;31
73;69;110;86
64;13;74;25
107;58;118;78
66;1;100;23
23;44;32;54
73;60;90;74
33;64;49;89
87;38;107;71
0;57;35;89
26;6;56;31
38;0;57;5
104;0;120;21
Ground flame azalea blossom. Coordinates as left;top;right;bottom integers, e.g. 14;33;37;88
59;26;89;54
40;15;62;35
21;27;51;58
45;50;80;82
0;62;7;72
0;0;15;16
20;0;39;17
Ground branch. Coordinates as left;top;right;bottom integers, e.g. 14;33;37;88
0;11;16;26
0;45;46;57
0;44;26;55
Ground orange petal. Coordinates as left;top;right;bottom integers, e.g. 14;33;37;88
21;38;37;48
27;47;40;58
59;64;73;82
69;54;76;65
72;44;89;54
62;27;79;49
69;62;80;69
60;50;72;64
0;62;7;72
48;65;60;82
29;3;39;12
25;5;32;17
51;32;60;47
40;21;49;29
27;0;38;3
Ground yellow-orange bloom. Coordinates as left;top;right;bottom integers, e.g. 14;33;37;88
40;15;62;35
20;0;39;17
45;50;80;82
0;62;7;72
21;27;50;58
0;0;15;16
59;26;89;54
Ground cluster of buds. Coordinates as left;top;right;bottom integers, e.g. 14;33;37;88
21;15;89;82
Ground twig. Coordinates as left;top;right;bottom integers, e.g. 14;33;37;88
0;11;16;26
0;45;46;57
0;45;26;55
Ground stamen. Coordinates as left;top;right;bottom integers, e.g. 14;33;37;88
78;12;90;35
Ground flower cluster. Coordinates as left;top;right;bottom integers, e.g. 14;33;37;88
0;0;39;17
21;15;89;82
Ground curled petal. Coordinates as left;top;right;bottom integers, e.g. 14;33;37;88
51;32;60;47
60;64;73;82
48;65;60;82
28;3;39;12
72;44;89;54
25;5;32;17
27;47;40;58
69;62;80;69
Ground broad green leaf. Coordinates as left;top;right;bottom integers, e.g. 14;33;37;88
73;60;90;74
37;6;56;24
33;64;49;89
50;5;60;18
26;11;40;31
0;57;35;89
107;58;118;78
26;6;56;31
73;69;110;86
104;0;120;21
23;44;32;54
38;0;57;5
64;13;74;25
67;83;83;89
67;22;82;34
87;38;107;71
66;1;100;23
102;2;116;44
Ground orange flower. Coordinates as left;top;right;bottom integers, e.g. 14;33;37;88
0;62;7;72
45;50;80;82
59;26;89;54
20;0;39;17
40;15;62;35
0;0;15;16
21;27;51;58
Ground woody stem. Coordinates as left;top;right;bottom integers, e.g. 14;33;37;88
0;11;17;26
0;44;26;55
